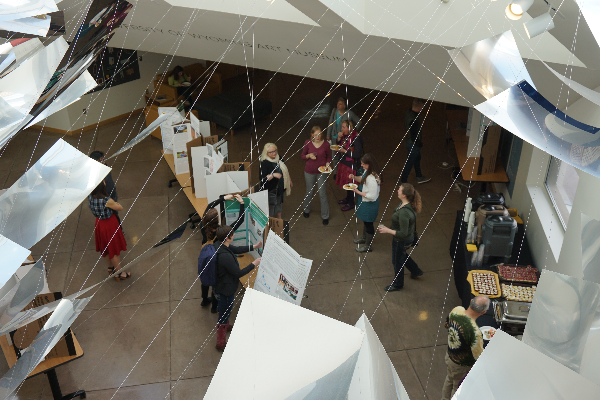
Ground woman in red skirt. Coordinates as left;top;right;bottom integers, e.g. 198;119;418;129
88;181;130;281
335;120;363;211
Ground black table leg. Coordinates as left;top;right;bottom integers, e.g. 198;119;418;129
168;178;178;188
46;369;86;399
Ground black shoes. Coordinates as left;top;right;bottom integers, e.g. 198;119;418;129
201;299;211;307
384;285;403;292
303;212;310;218
410;271;424;279
322;218;329;225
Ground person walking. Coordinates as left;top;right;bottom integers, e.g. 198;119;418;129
442;296;490;400
213;225;262;351
377;183;424;291
259;143;293;219
349;153;381;252
88;181;130;281
336;120;363;211
301;126;331;225
199;194;245;313
327;97;359;177
401;98;430;184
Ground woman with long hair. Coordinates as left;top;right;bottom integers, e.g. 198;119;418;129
168;65;191;104
301;126;332;225
88;181;130;281
199;194;245;313
349;153;381;252
259;143;293;219
336;120;363;211
327;97;359;177
378;183;424;291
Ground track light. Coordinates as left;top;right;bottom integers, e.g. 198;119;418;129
524;13;555;39
505;0;534;20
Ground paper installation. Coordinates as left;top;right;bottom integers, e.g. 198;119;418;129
0;0;57;23
448;30;535;100
581;212;600;284
0;260;46;328
0;139;110;249
522;270;600;386
0;297;91;399
475;80;600;179
544;62;600;108
576;0;600;48
107;112;173;160
454;330;600;399
254;230;311;305
204;288;364;399
0;235;30;290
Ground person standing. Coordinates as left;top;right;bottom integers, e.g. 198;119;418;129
199;194;245;313
88;181;130;281
350;153;381;252
401;98;430;184
442;296;490;400
301;126;332;225
377;183;424;291
259;143;293;219
213;225;262;351
327;97;359;177
336;120;363;211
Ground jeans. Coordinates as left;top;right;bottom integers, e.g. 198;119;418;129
391;239;423;288
303;172;329;219
215;293;235;325
400;142;423;183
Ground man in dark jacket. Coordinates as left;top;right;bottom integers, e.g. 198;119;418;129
213;225;262;351
401;98;431;184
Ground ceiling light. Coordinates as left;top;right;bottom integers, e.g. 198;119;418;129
524;13;555;39
505;0;534;20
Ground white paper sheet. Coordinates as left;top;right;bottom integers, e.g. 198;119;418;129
189;112;200;139
204;288;364;399
0;235;30;291
226;170;249;192
172;124;192;175
0;15;50;36
204;173;241;204
191;146;208;198
0;0;58;23
254;230;311;305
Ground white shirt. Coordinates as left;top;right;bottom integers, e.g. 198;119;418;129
361;174;380;202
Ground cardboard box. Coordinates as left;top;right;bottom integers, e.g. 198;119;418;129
477;125;502;175
10;292;76;361
265;217;290;244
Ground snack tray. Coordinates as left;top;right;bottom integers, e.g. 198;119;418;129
466;270;501;299
492;264;540;284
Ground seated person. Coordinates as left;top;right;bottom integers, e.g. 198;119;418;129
168;65;191;104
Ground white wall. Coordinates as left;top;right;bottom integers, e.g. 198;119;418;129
36;51;197;132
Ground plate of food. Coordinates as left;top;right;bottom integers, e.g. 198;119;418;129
318;166;332;173
330;144;341;151
343;183;358;190
480;326;497;341
181;82;191;86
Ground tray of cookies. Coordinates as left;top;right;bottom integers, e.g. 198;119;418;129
501;283;536;302
493;264;540;284
467;270;501;298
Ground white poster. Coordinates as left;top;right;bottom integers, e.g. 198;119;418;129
203;143;224;175
254;230;312;305
172;124;192;175
198;120;212;137
189;112;200;139
191;146;208;198
158;106;183;152
216;139;228;162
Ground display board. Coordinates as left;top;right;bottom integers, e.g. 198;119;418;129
172;123;192;175
158;106;184;153
254;230;311;305
224;197;268;259
88;47;140;92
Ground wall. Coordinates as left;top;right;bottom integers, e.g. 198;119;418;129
497;87;600;281
36;51;197;132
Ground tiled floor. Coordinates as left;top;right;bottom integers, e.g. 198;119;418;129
0;70;469;399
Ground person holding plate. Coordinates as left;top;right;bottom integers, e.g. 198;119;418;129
301;126;332;225
336;120;363;211
349;153;381;252
377;183;424;291
327;97;359;177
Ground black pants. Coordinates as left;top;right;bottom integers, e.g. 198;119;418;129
401;143;423;183
364;221;374;235
345;190;355;205
391;239;422;288
201;284;217;307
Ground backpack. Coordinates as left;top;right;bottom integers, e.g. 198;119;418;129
198;243;217;286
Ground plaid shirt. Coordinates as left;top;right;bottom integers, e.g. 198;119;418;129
88;196;113;219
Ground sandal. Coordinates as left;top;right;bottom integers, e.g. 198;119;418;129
114;271;131;281
108;267;115;277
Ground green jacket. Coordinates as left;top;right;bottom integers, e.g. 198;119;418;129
168;73;190;87
390;203;416;242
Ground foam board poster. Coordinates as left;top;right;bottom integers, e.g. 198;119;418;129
189;112;200;139
254;230;311;305
158;106;183;153
224;197;268;258
173;124;192;175
190;146;208;198
248;190;269;217
205;173;239;204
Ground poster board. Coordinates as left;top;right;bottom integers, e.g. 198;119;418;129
224;196;267;258
253;230;311;305
172;123;192;175
216;139;228;162
158;106;183;153
186;137;205;190
218;161;251;184
189;111;200;139
206;173;245;205
248;190;269;217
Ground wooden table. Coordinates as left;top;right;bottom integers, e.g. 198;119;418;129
0;333;85;399
451;130;509;189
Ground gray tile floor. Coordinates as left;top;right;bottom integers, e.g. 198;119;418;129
0;71;468;399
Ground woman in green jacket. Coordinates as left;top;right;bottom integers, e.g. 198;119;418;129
378;182;424;291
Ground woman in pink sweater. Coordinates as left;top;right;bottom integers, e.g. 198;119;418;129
301;126;332;225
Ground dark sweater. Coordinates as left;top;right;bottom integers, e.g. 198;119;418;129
338;131;363;168
259;159;284;195
390;203;416;242
404;109;423;147
214;240;254;296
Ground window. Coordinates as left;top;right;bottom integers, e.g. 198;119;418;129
545;157;579;229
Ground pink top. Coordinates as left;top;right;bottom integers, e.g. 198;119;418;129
301;139;332;174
